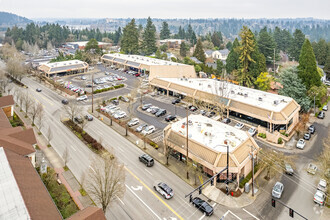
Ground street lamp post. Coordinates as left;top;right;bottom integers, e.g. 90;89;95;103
225;140;229;195
186;105;189;180
91;68;94;113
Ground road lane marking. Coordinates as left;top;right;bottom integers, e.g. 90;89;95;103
198;213;206;220
212;203;216;207
144;168;153;176
71;145;77;152
131;185;143;191
124;166;184;220
116;195;125;205
41;95;54;106
242;208;260;220
126;184;161;220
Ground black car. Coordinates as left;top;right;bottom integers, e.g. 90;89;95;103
207;111;216;118
36;88;42;92
142;103;152;111
200;110;207;116
112;99;119;105
165;115;176;122
74;116;83;124
308;125;315;134
172;98;181;104
303;132;311;140
317;111;325;119
155;109;166;117
61;99;69;105
139;154;154;167
151;107;160;114
192;197;213;216
222;118;231;124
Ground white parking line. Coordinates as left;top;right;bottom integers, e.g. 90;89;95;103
116;195;125;205
71;145;77;152
212;203;216;207
221;210;242;220
125;184;161;220
198;213;206;220
243;208;260;220
144;168;153;176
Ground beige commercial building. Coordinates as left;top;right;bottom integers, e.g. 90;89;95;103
151;77;300;134
38;60;89;77
164;115;259;181
101;53;196;81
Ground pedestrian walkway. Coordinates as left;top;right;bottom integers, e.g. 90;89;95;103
14;106;92;210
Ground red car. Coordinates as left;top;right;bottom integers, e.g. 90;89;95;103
135;73;141;77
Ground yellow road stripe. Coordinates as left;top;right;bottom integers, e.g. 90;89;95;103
41;95;54;106
124;166;184;220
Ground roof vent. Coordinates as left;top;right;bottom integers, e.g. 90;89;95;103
258;97;263;101
199;83;202;86
274;100;279;105
231;90;235;94
208;84;211;88
189;80;192;83
244;93;248;97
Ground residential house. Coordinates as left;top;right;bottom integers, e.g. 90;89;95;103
212;49;230;61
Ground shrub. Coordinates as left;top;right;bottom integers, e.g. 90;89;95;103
278;137;283;144
239;164;260;188
258;133;266;139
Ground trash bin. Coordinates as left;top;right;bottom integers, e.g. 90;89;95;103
245;183;250;193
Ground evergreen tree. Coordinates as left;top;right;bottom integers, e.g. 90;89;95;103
273;27;283;51
187;24;193;43
177;26;185;39
238;26;256;87
226;41;233;50
216;60;224;76
289;29;305;61
155;49;162;59
120;19;139;54
226;38;240;74
298;39;321;89
254;72;271;91
141;17;157;55
160;21;171;40
193;39;206;63
85;38;101;54
191;32;197;46
314;39;328;65
180;42;187;57
257;27;276;64
324;55;330;79
279;67;310;112
211;32;221;48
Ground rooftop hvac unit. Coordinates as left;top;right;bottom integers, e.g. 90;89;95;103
189;80;192;83
199;83;202;86
244;93;248;97
231;90;235;94
185;78;188;81
274;100;279;105
258;97;263;101
208;84;211;88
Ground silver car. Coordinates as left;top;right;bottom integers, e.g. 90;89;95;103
272;182;284;199
314;190;326;205
153;181;174;199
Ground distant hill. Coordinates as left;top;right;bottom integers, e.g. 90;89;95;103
0;11;32;26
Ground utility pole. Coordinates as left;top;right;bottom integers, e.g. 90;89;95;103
91;68;94;113
225;140;229;195
186;105;189;180
274;48;276;75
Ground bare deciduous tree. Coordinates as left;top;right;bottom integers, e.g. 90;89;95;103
62;147;70;168
0;70;9;95
85;152;126;213
30;102;43;126
64;102;82;122
23;92;33;117
16;89;24;111
36;105;44;131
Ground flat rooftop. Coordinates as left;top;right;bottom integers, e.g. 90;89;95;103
102;53;186;66
159;78;293;112
67;41;110;46
171;115;248;153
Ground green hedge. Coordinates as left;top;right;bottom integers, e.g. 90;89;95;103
278;137;283;144
239;164;260;188
93;84;124;94
258;133;266;139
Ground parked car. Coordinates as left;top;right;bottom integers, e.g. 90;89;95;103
136;124;148;133
142;103;152;110
147;106;158;113
77;95;88;101
272;182;284;199
318;111;325;119
207;111;216;118
248;127;257;136
172;98;181;104
314;190;326;206
155;109;167;117
165;115;176;122
192;197;214;216
120;96;129;102
153;181;174;199
109;107;121;115
139;154;154;167
151;107;160;114
285;164;294;175
142;125;155;135
111;99;119;105
303;132;311;140
81;76;87;80
317;179;327;193
85;114;93;121
36;88;42;92
308;125;315;134
200;110;207;116
296;139;306;149
307;163;317;175
189;105;197;111
74;116;83;124
127;118;139;127
234;122;244;129
222;118;231;124
322;105;328;111
61;99;69;105
114;111;127;119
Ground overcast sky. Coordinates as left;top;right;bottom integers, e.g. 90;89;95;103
1;0;329;19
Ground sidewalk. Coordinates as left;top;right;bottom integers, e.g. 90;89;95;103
91;109;276;208
14;106;91;210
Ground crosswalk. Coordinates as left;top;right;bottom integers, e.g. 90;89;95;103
150;130;164;143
